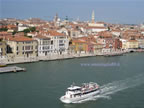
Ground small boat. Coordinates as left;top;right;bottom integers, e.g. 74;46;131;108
0;63;7;67
60;82;100;103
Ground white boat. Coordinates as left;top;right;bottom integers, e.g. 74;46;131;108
60;82;100;103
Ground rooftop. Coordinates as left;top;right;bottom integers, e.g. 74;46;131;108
5;36;35;42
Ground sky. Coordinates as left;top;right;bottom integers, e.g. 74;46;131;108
0;0;144;24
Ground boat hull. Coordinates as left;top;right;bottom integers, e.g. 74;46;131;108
60;90;100;103
0;64;7;67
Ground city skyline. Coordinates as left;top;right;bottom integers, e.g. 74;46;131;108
1;0;144;24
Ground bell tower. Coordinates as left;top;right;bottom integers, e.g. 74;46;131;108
91;10;95;23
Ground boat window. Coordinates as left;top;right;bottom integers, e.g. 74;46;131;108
68;88;81;91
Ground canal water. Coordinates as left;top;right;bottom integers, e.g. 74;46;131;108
0;53;144;108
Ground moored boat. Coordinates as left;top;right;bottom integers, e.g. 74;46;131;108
0;63;7;67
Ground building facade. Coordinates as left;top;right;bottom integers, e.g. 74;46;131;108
35;35;52;56
6;36;38;58
126;40;139;49
47;31;69;55
0;39;7;58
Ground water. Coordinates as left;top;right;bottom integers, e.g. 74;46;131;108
0;53;144;108
74;74;144;104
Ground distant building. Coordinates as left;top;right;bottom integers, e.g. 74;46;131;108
40;30;69;54
18;24;29;31
126;40;139;49
5;36;38;58
120;39;127;50
71;39;87;54
0;32;12;37
0;39;7;58
87;11;108;33
137;39;144;48
69;28;82;38
93;43;103;54
53;13;61;27
48;31;69;54
111;30;121;37
35;35;52;56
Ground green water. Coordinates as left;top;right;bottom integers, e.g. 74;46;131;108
0;53;144;108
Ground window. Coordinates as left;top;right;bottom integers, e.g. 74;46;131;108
25;41;31;44
51;41;53;45
48;46;50;49
17;46;18;51
59;44;64;46
25;46;31;50
59;40;63;43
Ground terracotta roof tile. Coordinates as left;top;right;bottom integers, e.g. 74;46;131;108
5;36;35;42
35;35;50;39
47;30;66;36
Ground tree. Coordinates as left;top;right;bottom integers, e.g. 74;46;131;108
29;27;36;32
16;22;19;26
22;27;36;33
23;29;30;33
12;30;17;35
0;28;8;32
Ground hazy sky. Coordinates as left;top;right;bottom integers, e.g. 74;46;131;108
0;0;144;24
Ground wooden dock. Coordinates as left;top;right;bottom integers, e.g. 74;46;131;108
0;66;26;74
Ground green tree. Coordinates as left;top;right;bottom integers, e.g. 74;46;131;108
23;29;30;33
16;22;19;26
12;30;17;35
0;28;8;32
29;27;36;32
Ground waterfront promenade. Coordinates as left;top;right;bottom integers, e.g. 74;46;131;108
0;53;95;65
0;50;143;65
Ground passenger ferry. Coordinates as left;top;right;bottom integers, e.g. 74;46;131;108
60;82;100;103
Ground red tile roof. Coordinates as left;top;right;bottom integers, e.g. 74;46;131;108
35;35;50;39
47;30;66;36
5;36;35;42
86;26;107;29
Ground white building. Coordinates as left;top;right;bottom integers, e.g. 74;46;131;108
35;35;52;57
120;39;128;50
111;30;121;37
57;28;69;36
87;26;108;33
27;32;38;37
40;31;69;55
48;31;69;54
18;23;29;31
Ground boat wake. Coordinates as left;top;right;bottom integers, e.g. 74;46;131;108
72;74;144;103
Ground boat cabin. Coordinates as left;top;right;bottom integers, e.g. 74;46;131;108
65;86;81;98
67;86;81;91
